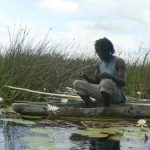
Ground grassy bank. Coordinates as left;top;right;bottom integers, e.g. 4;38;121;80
0;29;150;103
0;29;97;103
126;52;150;99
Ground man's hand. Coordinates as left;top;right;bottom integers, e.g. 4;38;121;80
97;72;113;79
78;72;88;79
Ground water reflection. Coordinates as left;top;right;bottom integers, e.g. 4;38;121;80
70;133;120;150
0;121;30;150
90;139;120;150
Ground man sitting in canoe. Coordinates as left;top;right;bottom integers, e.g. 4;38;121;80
73;37;126;107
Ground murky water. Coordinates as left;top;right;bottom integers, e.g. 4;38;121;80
0;119;150;150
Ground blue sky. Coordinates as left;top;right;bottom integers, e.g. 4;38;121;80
0;0;150;57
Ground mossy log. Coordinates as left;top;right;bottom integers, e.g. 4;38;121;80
12;102;150;118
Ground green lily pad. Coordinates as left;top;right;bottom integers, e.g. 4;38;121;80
74;126;150;140
124;130;150;140
100;127;123;135
108;134;124;141
75;128;108;138
123;126;150;132
119;126;150;140
30;127;54;134
22;136;73;150
0;118;35;125
106;126;150;140
22;136;54;150
52;142;74;149
74;127;123;139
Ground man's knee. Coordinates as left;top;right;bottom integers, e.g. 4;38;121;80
73;80;86;89
73;80;80;89
73;79;90;91
99;79;116;95
73;80;89;96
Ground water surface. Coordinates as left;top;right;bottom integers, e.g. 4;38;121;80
0;117;150;150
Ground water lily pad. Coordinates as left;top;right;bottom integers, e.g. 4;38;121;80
100;127;123;135
52;141;74;149
30;127;54;134
22;136;54;150
73;127;123;139
75;128;108;138
118;126;150;140
0;118;35;125
22;136;73;150
122;126;150;132
108;134;124;141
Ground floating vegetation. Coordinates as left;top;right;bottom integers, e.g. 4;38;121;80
21;115;45;120
136;119;147;128
120;126;150;140
21;136;74;150
30;127;54;134
73;126;150;141
0;113;150;149
21;136;54;150
47;104;59;114
0;107;17;114
73;127;123;139
0;118;35;125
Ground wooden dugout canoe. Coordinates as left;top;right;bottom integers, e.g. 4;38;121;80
12;101;150;118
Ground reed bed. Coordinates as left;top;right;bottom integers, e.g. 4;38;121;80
0;28;149;103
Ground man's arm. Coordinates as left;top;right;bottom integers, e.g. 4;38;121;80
114;58;126;86
82;62;100;84
83;73;100;84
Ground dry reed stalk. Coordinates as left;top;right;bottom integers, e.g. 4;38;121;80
5;85;80;99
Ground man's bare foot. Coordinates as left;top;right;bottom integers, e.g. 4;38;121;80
78;94;94;107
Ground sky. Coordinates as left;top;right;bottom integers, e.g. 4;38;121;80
0;0;150;57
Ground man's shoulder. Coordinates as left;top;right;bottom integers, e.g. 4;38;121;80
96;58;101;64
115;56;125;64
115;56;126;68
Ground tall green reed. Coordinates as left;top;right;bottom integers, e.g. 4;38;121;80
126;50;150;99
0;27;150;103
0;28;96;103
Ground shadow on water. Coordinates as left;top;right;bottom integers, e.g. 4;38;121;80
70;133;120;150
89;139;119;150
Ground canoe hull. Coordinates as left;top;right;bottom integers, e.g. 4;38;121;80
12;102;150;118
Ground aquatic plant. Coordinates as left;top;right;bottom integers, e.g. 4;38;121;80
0;97;3;102
61;98;68;104
0;118;35;125
136;119;147;128
47;104;59;114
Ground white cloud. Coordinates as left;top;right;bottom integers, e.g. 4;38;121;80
1;0;150;58
55;0;148;30
38;0;79;13
60;0;150;56
68;20;97;31
0;10;49;47
113;0;150;26
67;20;134;33
80;0;150;26
63;18;150;58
